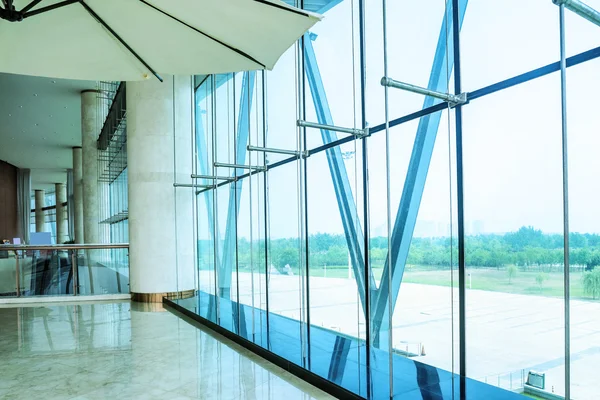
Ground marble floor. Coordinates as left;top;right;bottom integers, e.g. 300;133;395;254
0;301;336;400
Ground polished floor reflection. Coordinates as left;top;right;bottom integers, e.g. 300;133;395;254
0;301;335;400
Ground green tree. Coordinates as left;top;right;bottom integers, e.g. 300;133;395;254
507;265;517;284
325;246;348;266
583;268;600;300
586;251;600;271
277;248;298;269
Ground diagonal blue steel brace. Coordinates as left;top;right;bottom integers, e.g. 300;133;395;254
304;33;374;313
195;80;219;269
218;72;256;298
371;0;469;348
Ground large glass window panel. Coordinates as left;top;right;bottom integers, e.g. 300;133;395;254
566;57;600;400
461;0;558;90
213;73;239;333
388;109;458;393
385;1;451;119
265;47;299;164
236;72;268;345
306;141;366;396
305;0;360;148
196;78;217;322
364;0;385;126
266;160;305;366
366;131;392;398
463;74;565;396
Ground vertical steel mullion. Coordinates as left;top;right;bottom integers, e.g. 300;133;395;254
300;21;312;371
172;76;181;297
192;78;199;299
248;71;256;341
559;5;571;399
211;75;220;323
233;73;241;335
262;70;271;346
192;76;199;299
358;0;371;396
451;0;467;396
382;0;394;396
294;26;307;369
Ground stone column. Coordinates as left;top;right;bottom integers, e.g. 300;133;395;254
34;189;45;233
127;75;195;302
72;147;84;244
55;183;68;244
81;91;99;244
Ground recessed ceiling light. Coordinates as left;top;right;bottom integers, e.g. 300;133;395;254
51;80;56;84
49;115;52;118
8;113;11;117
35;123;39;126
19;105;23;108
33;94;38;97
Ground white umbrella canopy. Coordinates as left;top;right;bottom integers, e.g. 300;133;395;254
0;0;321;81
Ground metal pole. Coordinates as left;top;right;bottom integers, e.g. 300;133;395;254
451;0;467;397
380;77;466;105
559;4;571;399
297;120;367;136
191;174;233;180
214;162;266;171
71;250;78;295
173;183;216;188
554;0;600;27
358;0;371;395
15;252;20;297
247;145;304;157
382;0;394;395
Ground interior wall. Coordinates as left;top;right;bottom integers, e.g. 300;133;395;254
0;160;18;241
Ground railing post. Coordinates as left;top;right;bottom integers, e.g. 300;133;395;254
71;249;78;296
15;252;20;297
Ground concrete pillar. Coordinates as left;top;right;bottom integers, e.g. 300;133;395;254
34;189;45;233
72;147;84;244
81;90;99;244
127;75;195;301
55;183;68;244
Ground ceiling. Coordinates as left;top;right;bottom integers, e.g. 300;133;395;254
0;73;96;191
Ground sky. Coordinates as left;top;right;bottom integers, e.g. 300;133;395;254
199;0;600;240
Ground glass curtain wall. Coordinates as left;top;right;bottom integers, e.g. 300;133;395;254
182;0;600;399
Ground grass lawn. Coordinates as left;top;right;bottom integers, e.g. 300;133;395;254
233;264;596;301
402;267;590;299
305;265;595;301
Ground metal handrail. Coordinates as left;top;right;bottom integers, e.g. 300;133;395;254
1;243;129;298
1;243;129;251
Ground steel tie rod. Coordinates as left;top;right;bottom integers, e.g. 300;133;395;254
297;120;369;138
247;145;308;158
380;76;467;106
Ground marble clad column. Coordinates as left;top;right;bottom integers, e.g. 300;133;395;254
55;183;68;244
72;147;84;244
81;90;100;244
34;189;45;233
127;75;195;302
